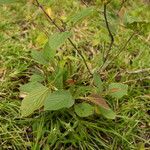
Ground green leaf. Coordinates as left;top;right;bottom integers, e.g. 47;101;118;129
108;83;128;99
67;7;94;26
36;32;48;46
97;106;116;119
31;50;49;65
44;90;74;111
74;102;94;117
43;42;55;61
53;68;64;89
21;85;49;117
93;72;103;93
74;86;93;99
43;32;72;60
29;74;45;82
32;31;70;63
19;82;44;93
0;0;19;4
48;32;72;50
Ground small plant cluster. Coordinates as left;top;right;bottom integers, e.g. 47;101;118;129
3;0;149;119
20;57;128;118
19;28;129;119
18;0;129;119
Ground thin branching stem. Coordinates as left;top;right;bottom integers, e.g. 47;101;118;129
35;0;93;76
103;2;114;62
99;32;135;72
35;0;63;31
80;1;137;73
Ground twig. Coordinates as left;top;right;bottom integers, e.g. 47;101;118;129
35;0;63;31
122;76;150;84
126;68;150;74
99;32;135;72
34;0;92;76
112;32;135;60
103;2;114;62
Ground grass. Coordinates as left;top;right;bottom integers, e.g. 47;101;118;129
0;0;150;150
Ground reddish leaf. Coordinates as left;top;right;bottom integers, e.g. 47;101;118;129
87;94;110;109
109;88;120;93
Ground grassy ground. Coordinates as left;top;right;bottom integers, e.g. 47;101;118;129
0;1;150;150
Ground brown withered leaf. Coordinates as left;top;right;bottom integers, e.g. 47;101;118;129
87;94;110;109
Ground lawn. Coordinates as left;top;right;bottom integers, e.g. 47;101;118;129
0;0;150;149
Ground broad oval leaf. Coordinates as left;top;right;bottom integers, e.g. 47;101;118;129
43;42;55;61
67;7;94;26
43;32;72;60
108;83;128;99
74;102;94;117
29;74;45;83
31;50;49;65
48;32;72;50
21;85;49;117
44;90;74;111
53;68;64;89
19;82;44;93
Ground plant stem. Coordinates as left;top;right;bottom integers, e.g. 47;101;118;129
99;32;135;72
35;0;93;76
103;2;114;62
